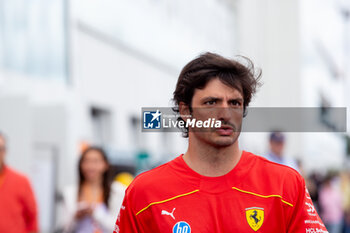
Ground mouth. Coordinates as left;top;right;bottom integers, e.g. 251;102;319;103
216;125;234;136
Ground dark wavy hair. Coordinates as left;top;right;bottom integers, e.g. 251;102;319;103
78;146;111;207
173;52;262;137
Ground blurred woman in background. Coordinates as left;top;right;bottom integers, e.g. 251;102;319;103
60;147;125;233
319;172;343;233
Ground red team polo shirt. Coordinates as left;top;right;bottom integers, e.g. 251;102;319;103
0;166;38;233
114;151;328;233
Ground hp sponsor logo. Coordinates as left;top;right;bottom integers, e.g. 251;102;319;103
172;221;191;233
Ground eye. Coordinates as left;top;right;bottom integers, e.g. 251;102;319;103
205;100;216;105
230;100;242;107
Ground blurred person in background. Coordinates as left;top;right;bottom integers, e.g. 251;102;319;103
319;172;343;233
58;147;125;233
0;132;38;233
306;172;323;212
265;131;299;171
340;171;350;233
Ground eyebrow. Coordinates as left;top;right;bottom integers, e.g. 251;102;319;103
201;96;243;103
201;97;220;102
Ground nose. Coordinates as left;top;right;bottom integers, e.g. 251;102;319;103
216;104;232;122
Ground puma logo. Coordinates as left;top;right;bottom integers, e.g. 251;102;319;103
161;208;176;220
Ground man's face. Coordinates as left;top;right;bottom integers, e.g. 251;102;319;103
0;136;6;169
270;140;284;157
188;78;244;148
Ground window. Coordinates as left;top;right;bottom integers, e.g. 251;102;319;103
0;0;68;81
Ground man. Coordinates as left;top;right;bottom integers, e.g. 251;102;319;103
0;132;38;233
114;53;327;232
265;131;299;171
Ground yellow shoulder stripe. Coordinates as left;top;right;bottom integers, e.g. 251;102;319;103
232;187;293;207
136;189;200;216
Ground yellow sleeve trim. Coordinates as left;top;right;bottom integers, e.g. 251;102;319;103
232;187;293;207
136;189;200;216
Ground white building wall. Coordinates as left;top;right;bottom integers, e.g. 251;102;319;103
236;0;302;160
0;0;238;193
237;0;347;172
68;0;238;169
71;25;187;162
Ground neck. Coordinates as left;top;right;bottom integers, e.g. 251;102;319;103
183;137;241;177
270;151;283;159
84;178;103;187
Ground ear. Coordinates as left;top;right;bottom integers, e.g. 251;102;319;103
179;102;191;121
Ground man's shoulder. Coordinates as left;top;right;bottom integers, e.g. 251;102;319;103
124;156;194;213
247;151;301;179
2;166;33;196
5;166;31;184
242;151;305;205
127;159;178;193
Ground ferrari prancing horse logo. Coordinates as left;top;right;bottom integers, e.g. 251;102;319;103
245;207;264;231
